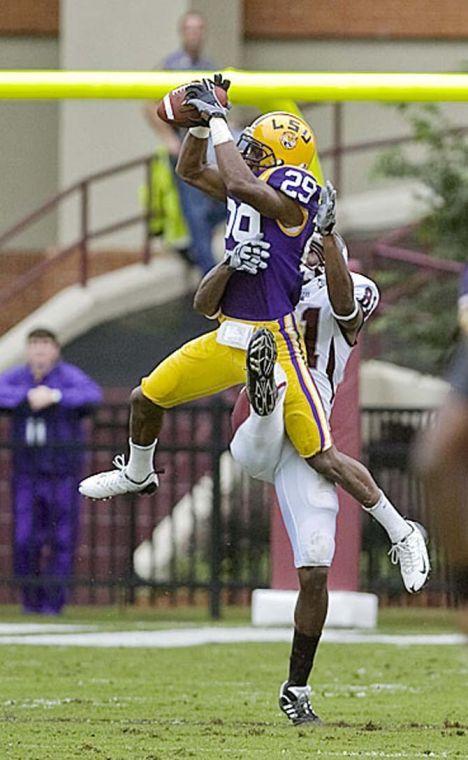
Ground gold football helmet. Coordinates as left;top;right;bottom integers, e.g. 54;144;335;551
237;111;316;171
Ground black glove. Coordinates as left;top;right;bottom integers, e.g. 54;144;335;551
210;72;231;92
184;77;230;124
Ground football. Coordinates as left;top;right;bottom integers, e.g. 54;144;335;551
157;82;229;128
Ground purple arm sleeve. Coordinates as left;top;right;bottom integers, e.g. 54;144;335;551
0;368;30;409
58;365;103;409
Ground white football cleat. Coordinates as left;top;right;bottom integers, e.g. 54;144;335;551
79;454;159;500
388;520;430;593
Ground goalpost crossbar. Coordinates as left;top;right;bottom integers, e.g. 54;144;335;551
0;70;467;101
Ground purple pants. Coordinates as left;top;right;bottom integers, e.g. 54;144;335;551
13;474;80;614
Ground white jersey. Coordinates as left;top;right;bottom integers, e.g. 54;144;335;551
295;271;380;419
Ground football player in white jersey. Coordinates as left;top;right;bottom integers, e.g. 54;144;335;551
194;182;430;726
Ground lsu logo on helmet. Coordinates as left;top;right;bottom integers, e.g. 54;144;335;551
237;111;316;171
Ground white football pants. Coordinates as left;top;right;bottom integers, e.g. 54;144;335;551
230;384;338;568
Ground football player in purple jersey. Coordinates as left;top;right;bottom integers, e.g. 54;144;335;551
80;75;335;500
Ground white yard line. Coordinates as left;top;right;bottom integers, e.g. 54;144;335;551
311;752;451;759
0;625;464;648
0;623;96;635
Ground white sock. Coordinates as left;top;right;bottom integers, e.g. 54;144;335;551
363;490;411;543
126;438;157;482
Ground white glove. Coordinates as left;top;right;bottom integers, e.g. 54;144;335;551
224;235;271;275
315;180;337;235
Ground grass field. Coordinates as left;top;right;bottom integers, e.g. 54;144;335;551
0;607;466;759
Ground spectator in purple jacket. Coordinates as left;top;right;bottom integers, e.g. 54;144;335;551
0;328;102;615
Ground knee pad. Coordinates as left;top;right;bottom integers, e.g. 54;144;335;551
230;433;251;472
299;527;336;567
230;430;276;482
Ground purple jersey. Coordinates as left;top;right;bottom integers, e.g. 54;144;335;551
220;165;320;321
0;361;102;475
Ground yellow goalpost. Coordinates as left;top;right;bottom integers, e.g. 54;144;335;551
2;70;467;185
0;70;467;102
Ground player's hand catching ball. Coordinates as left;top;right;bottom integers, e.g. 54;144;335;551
208;73;231;93
184;74;231;124
315;180;337;235
224;235;270;275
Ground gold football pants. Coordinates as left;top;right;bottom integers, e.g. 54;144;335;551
141;313;331;458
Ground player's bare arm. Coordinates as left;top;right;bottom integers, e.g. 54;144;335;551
184;78;303;226
316;182;363;342
176;131;227;202
214;140;304;226
323;234;363;340
194;261;233;316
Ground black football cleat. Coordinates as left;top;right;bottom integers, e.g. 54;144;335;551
246;328;278;416
279;682;322;726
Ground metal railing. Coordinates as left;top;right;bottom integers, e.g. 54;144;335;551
0;401;458;615
0;153;156;279
0;153;157;335
324;103;468;194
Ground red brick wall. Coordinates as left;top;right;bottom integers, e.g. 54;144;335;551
244;0;468;39
0;249;142;337
0;0;59;36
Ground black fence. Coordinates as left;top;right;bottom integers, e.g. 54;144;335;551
0;401;455;617
0;398;271;618
360;407;456;603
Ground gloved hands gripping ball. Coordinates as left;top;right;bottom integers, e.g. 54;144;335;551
184;74;231;124
157;74;230;128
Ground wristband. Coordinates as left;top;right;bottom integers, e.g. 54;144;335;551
205;308;221;321
331;300;360;322
50;389;62;404
210;117;233;146
189;126;210;139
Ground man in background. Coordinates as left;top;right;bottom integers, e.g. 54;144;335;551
416;339;468;626
0;328;102;615
144;11;224;273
